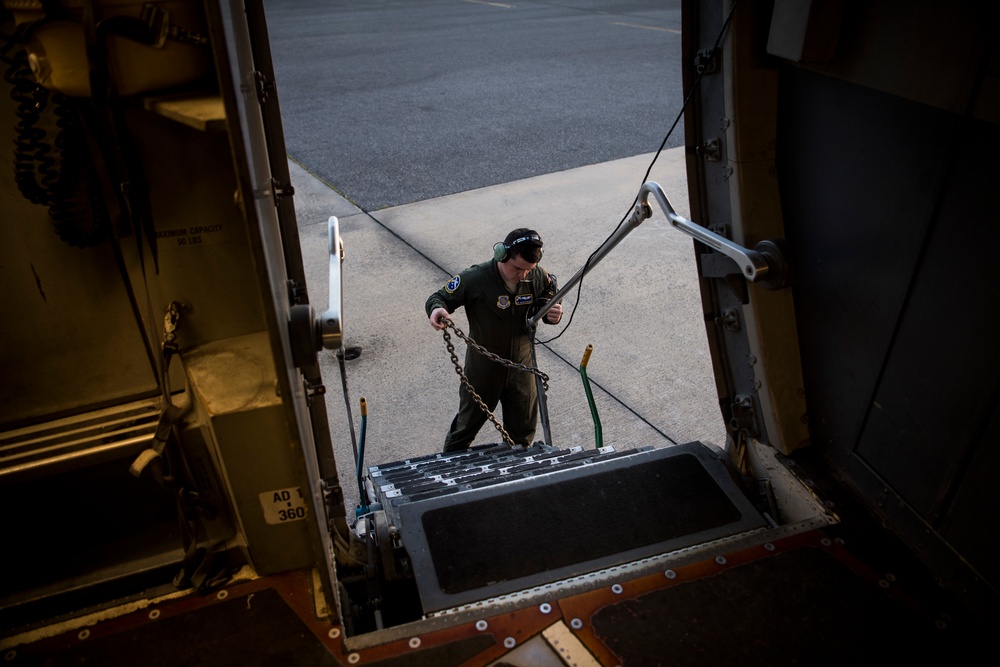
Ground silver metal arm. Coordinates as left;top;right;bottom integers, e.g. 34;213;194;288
527;181;786;446
529;181;786;331
320;216;344;350
637;181;772;282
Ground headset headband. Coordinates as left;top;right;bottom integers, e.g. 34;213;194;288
510;234;541;247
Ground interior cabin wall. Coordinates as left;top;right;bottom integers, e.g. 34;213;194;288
0;0;325;628
684;0;998;602
0;2;269;430
775;54;1000;594
0;87;159;427
765;0;1000;596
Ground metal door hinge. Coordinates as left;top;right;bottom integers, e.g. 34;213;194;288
253;70;275;103
271;178;294;207
305;379;326;400
730;394;759;437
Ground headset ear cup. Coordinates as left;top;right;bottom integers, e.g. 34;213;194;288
493;242;508;262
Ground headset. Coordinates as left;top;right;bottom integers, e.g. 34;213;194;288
493;231;543;263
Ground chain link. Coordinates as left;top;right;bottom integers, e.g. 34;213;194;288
443;319;550;390
440;318;550;447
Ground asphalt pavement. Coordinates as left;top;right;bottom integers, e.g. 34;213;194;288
266;0;684;210
290;148;727;513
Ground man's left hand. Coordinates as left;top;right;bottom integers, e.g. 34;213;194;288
545;302;563;324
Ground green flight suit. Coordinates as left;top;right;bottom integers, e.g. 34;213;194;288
426;259;555;451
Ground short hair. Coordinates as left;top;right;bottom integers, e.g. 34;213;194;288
505;228;543;263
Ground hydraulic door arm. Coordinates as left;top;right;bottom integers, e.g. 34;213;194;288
529;181;788;331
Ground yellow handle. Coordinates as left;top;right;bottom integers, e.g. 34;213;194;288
360;396;368;417
580;344;594;368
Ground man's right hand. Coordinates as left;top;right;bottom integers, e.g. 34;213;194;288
429;307;450;331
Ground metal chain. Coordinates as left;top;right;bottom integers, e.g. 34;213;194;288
439;318;550;447
442;319;550;390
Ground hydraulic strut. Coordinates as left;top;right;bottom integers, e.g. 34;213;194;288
526;181;789;444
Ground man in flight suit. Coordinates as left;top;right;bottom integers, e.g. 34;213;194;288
427;228;563;452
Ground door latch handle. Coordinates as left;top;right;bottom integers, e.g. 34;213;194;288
319;216;344;350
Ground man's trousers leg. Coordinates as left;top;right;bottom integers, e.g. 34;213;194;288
443;379;502;452
500;369;538;446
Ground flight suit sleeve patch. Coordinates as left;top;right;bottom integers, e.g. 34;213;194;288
445;275;461;293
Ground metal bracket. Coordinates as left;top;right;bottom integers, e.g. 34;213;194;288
304;378;326;399
163;300;183;346
698;137;722;162
730;394;759;437
715;308;740;332
695;48;718;74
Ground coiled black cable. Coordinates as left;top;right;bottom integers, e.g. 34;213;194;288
2;17;108;247
3;28;53;206
47;95;109;247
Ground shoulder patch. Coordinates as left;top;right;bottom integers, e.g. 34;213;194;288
445;275;461;293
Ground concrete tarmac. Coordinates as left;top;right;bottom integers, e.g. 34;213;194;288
291;147;726;513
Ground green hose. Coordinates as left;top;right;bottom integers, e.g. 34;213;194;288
579;344;603;449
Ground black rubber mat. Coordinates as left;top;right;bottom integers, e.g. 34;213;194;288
423;453;739;593
398;442;766;612
592;546;953;666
